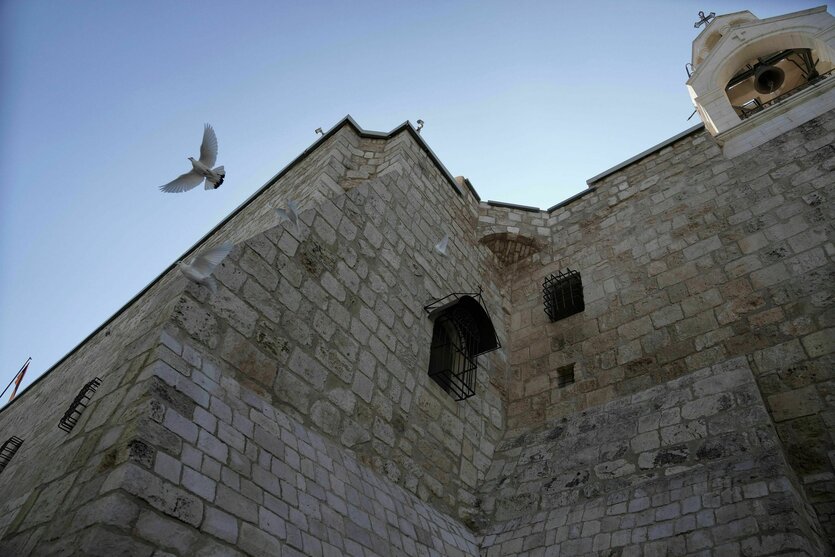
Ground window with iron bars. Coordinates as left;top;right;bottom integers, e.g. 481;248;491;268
59;377;102;433
543;269;585;322
424;290;500;402
428;309;479;401
0;436;23;473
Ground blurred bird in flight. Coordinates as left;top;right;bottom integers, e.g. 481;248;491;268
176;243;234;294
276;200;301;232
435;234;449;256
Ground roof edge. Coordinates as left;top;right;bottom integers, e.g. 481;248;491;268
1;115;463;413
546;187;597;213
340;116;463;196
586;124;705;185
485;200;542;213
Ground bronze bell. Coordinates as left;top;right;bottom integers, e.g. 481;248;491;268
754;65;786;94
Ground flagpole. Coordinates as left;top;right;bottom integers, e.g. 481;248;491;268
0;357;31;401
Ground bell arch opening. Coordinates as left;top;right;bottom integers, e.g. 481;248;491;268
718;33;835;121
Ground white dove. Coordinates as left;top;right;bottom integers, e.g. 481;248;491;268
160;124;226;193
275;200;300;231
176;243;234;293
435;234;449;256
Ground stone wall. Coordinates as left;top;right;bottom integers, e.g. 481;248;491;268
0;119;388;548
480;452;824;556
0;339;483;555
10;347;481;556
0;121;509;554
0;260;182;546
486;110;834;539
477;358;830;555
0;110;831;555
157;169;509;524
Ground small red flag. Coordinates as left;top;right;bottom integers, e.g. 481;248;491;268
9;359;30;402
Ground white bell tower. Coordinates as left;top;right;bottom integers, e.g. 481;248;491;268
686;6;835;157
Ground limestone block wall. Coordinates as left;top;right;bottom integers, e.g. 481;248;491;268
0;118;505;553
156;170;507;526
0;340;483;556
0;264;183;547
44;348;481;556
0;119;380;546
491;110;834;538
476;358;831;555
8;166;507;554
197;122;404;247
1;109;831;554
481;452;825;556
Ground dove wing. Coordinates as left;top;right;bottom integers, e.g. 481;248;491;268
435;234;449;254
160;170;204;193
190;243;234;277
198;124;218;168
286;200;299;226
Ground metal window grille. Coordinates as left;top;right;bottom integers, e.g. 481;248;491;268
543;269;585;322
557;364;575;388
424;288;500;402
428;311;479;401
0;436;23;473
59;377;102;433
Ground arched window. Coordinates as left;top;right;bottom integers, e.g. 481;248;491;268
424;291;500;401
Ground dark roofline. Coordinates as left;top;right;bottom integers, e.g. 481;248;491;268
484;184;599;215
336;116;463;196
486;200;541;212
462;177;481;202
1;115;462;414
546;187;597;213
3;119;712;413
479;124;708;213
586;124;705;185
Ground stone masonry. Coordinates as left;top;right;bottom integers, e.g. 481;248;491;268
0;105;832;557
481;109;835;546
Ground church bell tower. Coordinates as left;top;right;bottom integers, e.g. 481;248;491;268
686;6;835;157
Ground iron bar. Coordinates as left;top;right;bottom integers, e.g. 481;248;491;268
0;436;23;473
59;377;102;433
543;269;585;322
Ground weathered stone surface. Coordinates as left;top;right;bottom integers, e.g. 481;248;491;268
79;527;155;557
172;296;221;350
768;386;822;422
103;463;204;527
70;492;140;532
219;328;277;388
1;102;834;557
202;507;238;544
136;510;200;554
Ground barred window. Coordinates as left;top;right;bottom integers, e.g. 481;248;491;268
0;436;23;473
543;269;585;322
425;291;500;401
59;377;102;433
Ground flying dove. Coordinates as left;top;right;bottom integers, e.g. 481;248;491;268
176;243;234;293
435;234;449;256
276;200;300;231
160;124;226;193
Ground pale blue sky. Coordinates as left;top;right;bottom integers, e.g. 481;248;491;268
0;1;819;400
